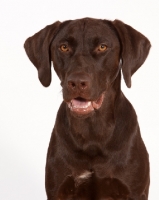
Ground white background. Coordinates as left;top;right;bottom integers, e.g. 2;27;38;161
0;0;159;199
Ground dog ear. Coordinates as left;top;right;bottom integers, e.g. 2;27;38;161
113;20;151;88
24;21;61;87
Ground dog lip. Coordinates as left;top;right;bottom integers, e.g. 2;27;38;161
92;93;105;109
66;93;105;114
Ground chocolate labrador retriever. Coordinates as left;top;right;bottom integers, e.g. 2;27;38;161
24;18;151;200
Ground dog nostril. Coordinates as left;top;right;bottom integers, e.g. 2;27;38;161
68;81;76;89
80;82;87;89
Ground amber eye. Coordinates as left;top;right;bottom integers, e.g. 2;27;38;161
60;44;69;52
98;44;107;52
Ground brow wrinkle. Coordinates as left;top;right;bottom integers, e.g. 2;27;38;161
81;19;87;51
83;19;86;32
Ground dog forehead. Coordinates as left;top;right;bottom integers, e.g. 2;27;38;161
54;18;117;42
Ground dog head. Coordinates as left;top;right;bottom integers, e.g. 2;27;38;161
24;18;150;116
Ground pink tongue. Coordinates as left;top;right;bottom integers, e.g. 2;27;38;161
71;99;91;108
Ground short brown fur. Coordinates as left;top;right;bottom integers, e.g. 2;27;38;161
24;18;151;200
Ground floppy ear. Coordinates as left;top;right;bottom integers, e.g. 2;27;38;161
113;20;151;88
24;21;61;87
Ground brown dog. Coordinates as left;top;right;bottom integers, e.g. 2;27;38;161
24;18;151;200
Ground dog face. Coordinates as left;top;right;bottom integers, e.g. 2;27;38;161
24;18;150;116
51;19;121;116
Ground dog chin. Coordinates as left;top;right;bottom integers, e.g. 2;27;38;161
66;92;105;117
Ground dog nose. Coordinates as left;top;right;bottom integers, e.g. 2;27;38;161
68;79;89;91
67;74;90;91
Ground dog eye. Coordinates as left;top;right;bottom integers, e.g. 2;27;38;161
60;44;70;52
98;44;107;52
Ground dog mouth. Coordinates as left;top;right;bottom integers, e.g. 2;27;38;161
67;93;105;115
